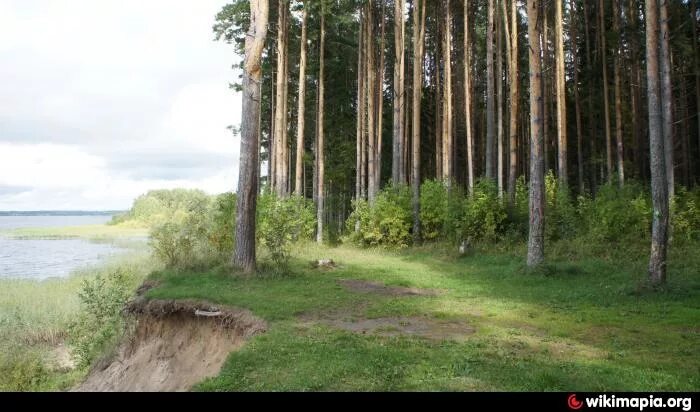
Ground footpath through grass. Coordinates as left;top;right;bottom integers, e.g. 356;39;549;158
146;240;700;391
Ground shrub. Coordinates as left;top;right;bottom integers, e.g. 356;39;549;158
672;187;700;242
545;172;579;241
347;186;413;248
111;189;212;227
579;182;651;242
0;351;48;391
420;180;448;241
68;269;137;369
149;194;215;270
208;193;237;258
257;193;316;268
458;179;507;242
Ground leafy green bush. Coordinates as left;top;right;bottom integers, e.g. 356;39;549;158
68;269;137;369
149;194;215;270
257;193;316;268
672;187;700;242
347;186;413;248
0;351;49;391
578;182;651;242
207;192;237;257
545;172;579;241
420;180;448;241
110;189;213;227
458;179;507;242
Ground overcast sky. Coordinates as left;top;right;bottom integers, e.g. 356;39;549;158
0;0;243;210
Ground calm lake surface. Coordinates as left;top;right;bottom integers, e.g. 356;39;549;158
0;214;128;280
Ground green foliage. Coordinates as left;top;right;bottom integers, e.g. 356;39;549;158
0;351;48;391
68;269;137;369
672;187;700;242
257;193;316;269
458;179;508;243
111;189;213;227
579;183;651;242
347;186;413;248
208;193;237;256
420;180;448;241
545;172;579;241
149;194;216;270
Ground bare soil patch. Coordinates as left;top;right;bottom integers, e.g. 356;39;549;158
338;279;440;297
327;316;474;341
77;299;266;392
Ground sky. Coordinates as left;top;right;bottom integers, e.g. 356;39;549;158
0;0;243;210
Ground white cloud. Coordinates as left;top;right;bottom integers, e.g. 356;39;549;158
0;0;244;210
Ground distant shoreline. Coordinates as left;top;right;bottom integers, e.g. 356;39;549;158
0;211;125;216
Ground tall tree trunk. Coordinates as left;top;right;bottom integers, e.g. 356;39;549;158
660;0;674;200
613;0;625;187
443;0;453;183
273;0;289;196
646;0;669;285
543;13;549;174
497;3;504;197
600;0;613;184
555;0;568;185
571;0;584;192
435;35;443;180
392;0;406;185
692;0;700;163
316;6;326;244
584;0;597;192
503;0;518;206
628;0;643;181
527;0;545;267
367;1;377;203
295;5;308;196
356;12;365;200
486;0;496;180
376;1;385;192
464;0;474;195
412;0;427;241
234;0;268;273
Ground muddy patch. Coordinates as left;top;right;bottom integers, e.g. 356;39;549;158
338;279;440;297
77;299;266;392
327;316;474;341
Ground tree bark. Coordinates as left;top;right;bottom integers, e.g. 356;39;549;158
273;0;289;196
600;0;613;184
412;0;427;241
294;5;308;196
503;0;518;206
660;0;674;200
464;0;474;196
555;0;568;185
443;0;453;183
497;2;504;198
486;0;496;180
316;5;325;244
392;0;406;185
646;0;669;285
571;0;584;192
367;1;377;203
527;0;545;267
234;0;268;274
376;1;386;192
356;12;364;200
613;0;625;187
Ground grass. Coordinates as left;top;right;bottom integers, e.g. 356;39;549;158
0;249;158;391
144;239;700;391
1;224;148;240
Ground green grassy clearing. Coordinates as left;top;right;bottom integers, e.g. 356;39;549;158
145;240;700;391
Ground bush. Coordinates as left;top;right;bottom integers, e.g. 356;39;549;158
257;193;316;268
579;182;651;242
149;194;215;270
545;172;579;241
672;187;700;242
68;269;137;369
0;351;49;391
111;189;212;227
458;179;507;242
347;185;413;248
420;180;448;241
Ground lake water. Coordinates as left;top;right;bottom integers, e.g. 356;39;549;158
0;214;128;280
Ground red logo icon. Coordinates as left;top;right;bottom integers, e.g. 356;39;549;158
568;394;583;410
